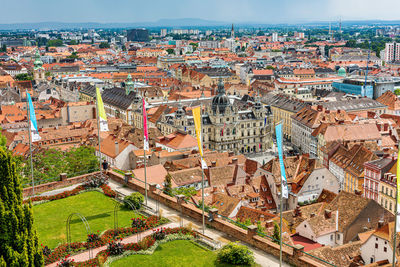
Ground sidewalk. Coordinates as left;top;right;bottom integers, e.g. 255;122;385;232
108;180;288;267
47;222;179;267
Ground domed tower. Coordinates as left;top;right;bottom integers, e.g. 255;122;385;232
33;50;45;82
337;67;346;78
212;79;230;114
175;99;185;119
125;74;135;95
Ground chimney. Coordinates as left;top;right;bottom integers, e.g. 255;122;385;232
378;220;385;228
324;209;332;219
212;186;217;193
115;141;119;155
211;161;216;167
232;158;238;165
228;151;234;157
310;212;316;218
354;189;362;196
241;185;245;192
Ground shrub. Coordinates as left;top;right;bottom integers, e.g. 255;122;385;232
87;233;101;243
83;175;108;189
42;245;51;256
217;242;254;266
131;217;148;229
138;236;156;250
124;192;144;209
57;256;74;267
151;228;166;240
107;241;124;256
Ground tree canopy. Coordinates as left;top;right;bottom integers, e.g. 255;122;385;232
0;147;43;266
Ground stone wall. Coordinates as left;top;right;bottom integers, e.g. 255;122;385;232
107;171;330;267
23;171;101;197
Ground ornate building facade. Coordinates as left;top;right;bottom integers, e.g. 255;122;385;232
157;81;273;154
33;50;45;83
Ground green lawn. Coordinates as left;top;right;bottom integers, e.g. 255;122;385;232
33;191;140;248
111;240;235;267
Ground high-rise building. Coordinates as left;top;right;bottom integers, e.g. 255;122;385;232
160;29;167;37
384;42;400;62
127;29;149;42
272;32;278;42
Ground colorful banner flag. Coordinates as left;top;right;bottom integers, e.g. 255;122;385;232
142;98;149;151
275;123;289;199
192;106;207;169
96;87;109;132
396;152;400;232
26;91;41;142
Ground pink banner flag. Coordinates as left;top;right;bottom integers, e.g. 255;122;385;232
142;98;149;150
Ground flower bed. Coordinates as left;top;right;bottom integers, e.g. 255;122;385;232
68;227;197;267
44;216;167;265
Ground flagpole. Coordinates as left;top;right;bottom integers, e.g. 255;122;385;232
26;92;35;196
96;91;102;174
276;121;284;267
201;104;205;235
143;98;148;206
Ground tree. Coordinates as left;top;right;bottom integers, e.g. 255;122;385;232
172;186;197;199
20;146;98;185
47;39;63;47
394;89;400;96
0;130;6;148
272;222;281;244
69;40;77;45
15;73;33;81
99;42;110;49
124;192;144;209
0;147;43;266
0;44;6;52
217;242;254;266
166;48;175;55
164;173;173;196
67;52;79;59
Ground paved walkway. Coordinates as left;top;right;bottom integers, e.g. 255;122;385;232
47;222;179;267
37;183;82;197
108;180;288;267
42;180;287;267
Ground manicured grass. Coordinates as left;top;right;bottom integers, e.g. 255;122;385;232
111;240;235;267
33;191;140;249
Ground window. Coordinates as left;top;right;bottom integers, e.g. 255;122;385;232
337;234;340;240
375;243;378;249
330;235;333;241
384;247;387;252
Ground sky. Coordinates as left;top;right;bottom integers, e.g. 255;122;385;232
1;0;400;24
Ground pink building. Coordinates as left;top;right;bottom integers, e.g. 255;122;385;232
363;157;395;201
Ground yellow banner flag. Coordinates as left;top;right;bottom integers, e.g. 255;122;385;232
192;106;207;169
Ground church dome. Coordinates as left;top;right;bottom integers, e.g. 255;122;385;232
212;80;230;114
337;67;346;77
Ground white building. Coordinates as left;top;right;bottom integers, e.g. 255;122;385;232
296;210;339;247
272;32;278;42
384;42;400;62
360;222;396;265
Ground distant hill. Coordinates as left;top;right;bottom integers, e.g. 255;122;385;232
1;19;400;30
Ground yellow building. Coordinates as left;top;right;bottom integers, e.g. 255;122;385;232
342;144;376;195
379;164;396;215
268;95;308;140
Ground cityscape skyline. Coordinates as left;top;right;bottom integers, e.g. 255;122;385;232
1;0;400;24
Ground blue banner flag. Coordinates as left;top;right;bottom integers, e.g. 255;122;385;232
27;91;41;142
275;123;288;199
